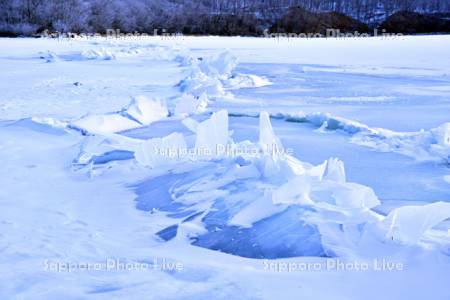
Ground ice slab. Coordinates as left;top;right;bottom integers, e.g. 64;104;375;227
174;93;208;117
70;96;168;134
71;113;141;135
378;201;450;245
134;132;187;168
194;110;230;158
124;96;168;126
259;111;283;155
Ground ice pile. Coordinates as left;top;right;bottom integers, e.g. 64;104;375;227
349;121;450;164
238;111;450;164
178;66;227;98
40;44;182;62
73;110;450;259
192;110;230;159
178;51;272;98
174;93;209;117
376;202;450;245
134;132;187;168
198;51;238;78
70;96;168;134
81;45;182;61
224;74;273;90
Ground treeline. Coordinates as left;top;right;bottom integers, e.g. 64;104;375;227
0;0;170;35
0;0;450;36
197;0;450;23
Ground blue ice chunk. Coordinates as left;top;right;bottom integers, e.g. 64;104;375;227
156;225;178;241
194;205;327;259
91;150;134;164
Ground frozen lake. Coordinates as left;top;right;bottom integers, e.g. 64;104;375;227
1;36;449;299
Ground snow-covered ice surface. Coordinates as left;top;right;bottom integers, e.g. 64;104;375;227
1;36;450;299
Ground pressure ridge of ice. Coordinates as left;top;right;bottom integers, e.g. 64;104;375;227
178;51;272;98
236;110;450;164
34;42;449;259
72;110;450;259
40;44;182;62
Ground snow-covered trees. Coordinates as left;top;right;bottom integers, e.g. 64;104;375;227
0;0;449;35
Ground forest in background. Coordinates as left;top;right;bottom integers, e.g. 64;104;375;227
1;0;450;36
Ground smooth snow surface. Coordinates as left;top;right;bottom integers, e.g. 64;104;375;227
1;36;450;300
